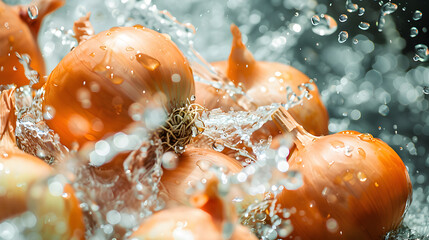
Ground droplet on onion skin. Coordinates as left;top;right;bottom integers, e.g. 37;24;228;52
27;5;39;20
135;53;161;71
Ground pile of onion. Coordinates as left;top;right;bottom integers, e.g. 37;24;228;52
132;177;257;240
0;89;85;239
43;14;196;150
271;107;412;239
0;0;64;89
195;24;329;139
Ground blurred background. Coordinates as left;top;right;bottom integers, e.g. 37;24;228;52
4;0;429;238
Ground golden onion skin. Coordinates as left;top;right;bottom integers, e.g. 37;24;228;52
161;148;242;206
43;26;195;148
276;131;412;240
130;206;258;240
0;0;64;89
195;24;329;138
0;89;85;239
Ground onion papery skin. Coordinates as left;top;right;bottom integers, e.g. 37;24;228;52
130;206;258;240
161;148;242;206
276;131;412;240
0;1;45;88
43;26;195;148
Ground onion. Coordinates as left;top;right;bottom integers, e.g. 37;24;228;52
43;15;196;150
0;89;85;239
195;24;329;138
271;107;412;239
132;177;257;240
161;147;242;206
0;0;64;89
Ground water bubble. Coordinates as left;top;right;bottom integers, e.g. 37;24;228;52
338;31;348;43
358;7;365;16
410;27;419;38
212;139;225;152
43;105;56;120
311;15;320;25
280;171;303;190
358;22;370;30
346;1;358;13
413;10;423;21
161;151;179;170
27;5;39;20
311;14;338;36
352;38;359;44
423;86;429;94
382;2;398;14
357;171;368;182
344;145;354;157
339;14;348;22
413;44;429;62
378;105;389;116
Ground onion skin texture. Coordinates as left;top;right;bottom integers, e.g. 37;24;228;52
161;148;242;206
0;0;64;89
0;89;85;239
272;108;412;240
43;25;195;148
195;24;329;139
129;207;257;240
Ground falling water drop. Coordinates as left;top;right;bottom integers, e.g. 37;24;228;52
346;0;358;13
27;5;39;20
358;22;370;30
136;53;161;71
382;2;398;14
339;14;348;22
358;7;365;16
410;27;419;38
423;86;429;95
378;105;390;116
413;10;423;21
413;44;429;62
352;38;359;44
311;15;321;25
338;31;348;43
311;14;338;36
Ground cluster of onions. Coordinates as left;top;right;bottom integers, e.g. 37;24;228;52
0;0;64;89
132;176;257;240
271;107;412;239
43;14;196;150
0;89;85;239
195;24;329;142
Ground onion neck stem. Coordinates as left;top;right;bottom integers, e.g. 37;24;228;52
271;106;315;149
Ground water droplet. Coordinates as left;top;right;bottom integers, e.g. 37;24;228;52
352;38;359;44
344;145;354;157
413;44;429;62
212;139;225;152
423;86;429;94
358;133;375;142
43;105;56;120
136;53;160;71
196;160;212;171
343;171;354;181
381;2;398;15
280;170;303;190
100;45;107;50
190;95;196;101
110;74;124;85
311;14;338;36
126;46;134;51
338;31;348;43
171;73;181;83
378;105;389;116
89;52;96;57
346;1;358;12
410;27;419;37
358;22;370;30
161;151;179;170
357;171;367;182
326;218;339;233
330;140;345;149
339;14;348;22
27;5;39;20
413;10;423;21
357;148;366;159
311;15;320;25
358;7;365;16
374;182;379;187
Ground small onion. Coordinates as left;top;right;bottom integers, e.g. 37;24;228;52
195;24;329;138
0;89;85;239
43;16;195;149
161;147;242;206
0;0;64;89
272;107;412;239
